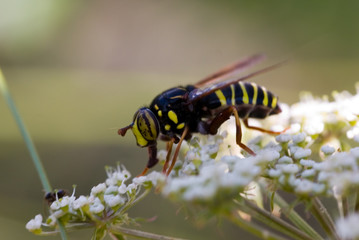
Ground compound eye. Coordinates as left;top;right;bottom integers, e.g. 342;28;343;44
132;108;159;147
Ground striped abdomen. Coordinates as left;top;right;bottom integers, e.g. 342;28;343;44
200;82;281;119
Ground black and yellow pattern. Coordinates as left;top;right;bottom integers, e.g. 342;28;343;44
200;81;279;118
149;86;194;135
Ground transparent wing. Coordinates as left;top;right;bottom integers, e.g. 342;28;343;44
188;61;286;104
194;54;266;88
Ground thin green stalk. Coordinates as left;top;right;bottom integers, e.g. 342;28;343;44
273;193;323;240
347;192;357;213
0;69;67;240
109;226;187;240
0;69;52;192
240;199;315;240
310;197;339;240
342;196;349;217
225;211;288;240
57;221;68;240
336;195;344;219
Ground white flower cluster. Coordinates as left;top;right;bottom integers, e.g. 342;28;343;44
316;148;359;197
290;86;359;139
162;131;280;203
162;130;358;204
26;165;165;235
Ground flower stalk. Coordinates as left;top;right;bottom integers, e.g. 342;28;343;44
0;68;68;240
0;69;52;192
108;226;187;240
237;198;315;240
271;192;323;239
309;197;339;240
225;210;288;240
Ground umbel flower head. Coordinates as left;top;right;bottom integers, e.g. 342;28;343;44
26;165;165;238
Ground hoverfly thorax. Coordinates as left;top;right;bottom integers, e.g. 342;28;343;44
129;107;160;147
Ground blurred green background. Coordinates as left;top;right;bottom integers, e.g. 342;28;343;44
0;0;358;239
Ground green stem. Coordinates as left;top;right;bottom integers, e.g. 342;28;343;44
273;193;323;240
342;196;349;217
310;197;339;240
57;221;68;240
0;69;67;240
225;211;288;240
0;69;52;192
109;226;187;240
240;199;314;240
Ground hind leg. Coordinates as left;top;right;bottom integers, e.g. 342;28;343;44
203;106;255;156
243;118;287;135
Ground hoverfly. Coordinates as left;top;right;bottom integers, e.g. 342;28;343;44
119;55;285;176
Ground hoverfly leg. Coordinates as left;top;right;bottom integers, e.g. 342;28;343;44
138;145;159;177
207;107;236;135
231;107;256;156
162;139;174;173
138;167;149;177
243;119;287;135
202;107;256;156
166;126;190;176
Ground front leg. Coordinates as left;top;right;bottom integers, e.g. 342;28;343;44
138;144;159;176
162;139;174;174
165;126;190;176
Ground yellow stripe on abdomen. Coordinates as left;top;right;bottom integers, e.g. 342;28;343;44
239;82;249;104
215;90;227;106
230;85;235;105
262;87;268;106
251;83;258;104
271;96;278;108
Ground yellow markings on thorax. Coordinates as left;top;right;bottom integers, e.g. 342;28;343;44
177;123;185;129
215;90;227;106
158;110;162;117
170;95;183;100
239;82;249;104
262;87;268;107
165;124;171;131
251;83;258;104
168;110;178;124
230;84;235;105
271;96;278;108
154;104;159;110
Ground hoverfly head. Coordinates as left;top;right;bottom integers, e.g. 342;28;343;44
118;107;160;147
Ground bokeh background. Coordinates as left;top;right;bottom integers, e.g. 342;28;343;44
1;1;358;239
